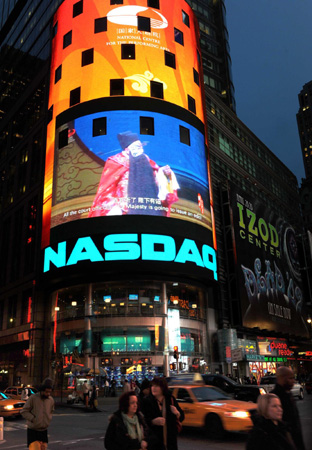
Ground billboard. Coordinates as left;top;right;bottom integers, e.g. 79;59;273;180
42;0;210;248
51;109;211;230
230;184;309;337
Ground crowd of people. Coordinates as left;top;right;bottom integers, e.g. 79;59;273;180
19;366;306;450
105;376;184;450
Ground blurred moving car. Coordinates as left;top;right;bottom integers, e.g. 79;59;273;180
3;386;38;400
169;384;257;439
167;374;267;403
259;375;304;399
0;392;25;417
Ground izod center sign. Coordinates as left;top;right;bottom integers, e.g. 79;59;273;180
230;184;309;337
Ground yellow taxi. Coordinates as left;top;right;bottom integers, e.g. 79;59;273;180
4;386;37;400
169;384;257;439
0;392;25;418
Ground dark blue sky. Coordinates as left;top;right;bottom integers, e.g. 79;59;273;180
226;0;312;184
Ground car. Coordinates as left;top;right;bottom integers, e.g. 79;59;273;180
169;384;257;439
201;374;268;402
0;392;25;417
259;375;304;400
3;386;38;400
167;373;267;403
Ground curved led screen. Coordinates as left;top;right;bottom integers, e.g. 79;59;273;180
51;109;211;230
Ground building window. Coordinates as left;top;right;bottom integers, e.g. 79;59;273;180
54;65;62;84
150;81;164;99
59;128;68;148
93;117;107;137
73;0;83;18
70;87;81;106
164;51;176;69
53;22;58;38
95;17;107;33
111;0;123;4
197;49;201;66
63;31;72;49
140;117;154;135
7;295;17;328
148;0;159;8
188;95;196;114
121;44;135;59
48;105;53;123
138;16;151;32
193;68;199;86
82;48;94;66
110;79;124;96
182;10;190;27
179;126;190;146
174;28;184;45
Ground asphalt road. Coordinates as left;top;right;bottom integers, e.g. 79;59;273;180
0;392;311;449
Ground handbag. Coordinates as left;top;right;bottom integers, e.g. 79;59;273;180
171;396;182;433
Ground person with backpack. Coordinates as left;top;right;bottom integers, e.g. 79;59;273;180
104;390;148;450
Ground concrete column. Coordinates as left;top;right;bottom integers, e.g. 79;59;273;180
84;284;93;368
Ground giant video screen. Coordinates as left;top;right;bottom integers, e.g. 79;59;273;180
230;184;309;337
51;110;211;230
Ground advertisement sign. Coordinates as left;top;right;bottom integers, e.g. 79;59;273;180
51;110;211;230
258;337;293;357
42;0;208;248
230;184;309;337
168;308;181;351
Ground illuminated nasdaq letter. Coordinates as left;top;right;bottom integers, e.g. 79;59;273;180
43;241;67;272
141;234;176;261
104;234;140;261
67;236;104;266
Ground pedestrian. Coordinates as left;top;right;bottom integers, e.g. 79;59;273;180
21;378;54;450
104;378;110;397
89;385;98;411
141;377;184;450
122;378;130;393
82;380;90;407
111;378;116;397
272;366;306;450
246;393;296;450
21;385;29;401
138;378;150;410
104;390;148;450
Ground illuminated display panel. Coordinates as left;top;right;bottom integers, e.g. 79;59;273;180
49;0;203;119
230;183;309;337
42;0;211;248
51;109;211;230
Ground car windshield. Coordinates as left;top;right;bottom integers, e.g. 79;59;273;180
0;392;10;400
192;386;230;402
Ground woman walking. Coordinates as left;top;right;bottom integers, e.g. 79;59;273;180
105;391;148;450
246;393;296;450
141;377;184;450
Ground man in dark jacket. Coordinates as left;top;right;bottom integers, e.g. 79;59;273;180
272;367;305;450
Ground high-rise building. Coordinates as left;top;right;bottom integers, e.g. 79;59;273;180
0;0;309;388
297;81;312;180
0;0;219;387
186;0;236;111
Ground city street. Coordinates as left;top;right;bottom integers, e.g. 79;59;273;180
0;393;311;449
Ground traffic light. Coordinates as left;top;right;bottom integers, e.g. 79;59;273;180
173;346;179;359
